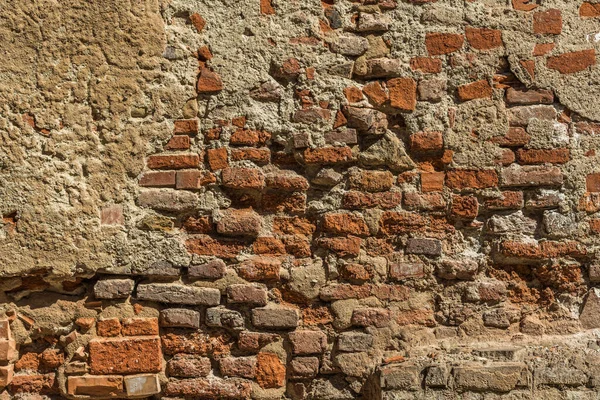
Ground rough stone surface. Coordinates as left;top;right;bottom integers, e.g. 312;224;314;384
2;0;600;399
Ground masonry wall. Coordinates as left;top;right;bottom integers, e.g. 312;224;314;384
1;0;600;399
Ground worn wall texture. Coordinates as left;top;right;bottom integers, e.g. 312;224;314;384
1;0;600;398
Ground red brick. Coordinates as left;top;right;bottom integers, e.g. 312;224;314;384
505;87;553;105
230;147;271;164
512;0;538;11
198;45;213;61
348;169;394;192
217;208;262;237
516;148;570;164
403;192;446;211
587;173;600;192
197;68;223;93
222;167;265;189
410;57;442;73
425;32;464;55
575;122;600;135
501;165;563;187
497;240;586;260
390;262;425;280
97;318;121;337
165;135;191;150
174;119;198;135
232;116;246;128
67;376;123;397
340;263;373;282
547;50;596;74
167;354;211;377
237;256;281;281
533;43;555;56
580;2;600;17
190;13;206;32
220;356;257;379
273;217;315;235
465;27;503;50
256;353;285;388
10;374;57;394
253;236;286;255
273;58;302;80
230;129;271;146
421;172;445;192
139;171;176;187
89;337;162;374
450;195;479;219
261;193;305;215
490;127;531;148
457;80;493;101
320;283;409;301
344;86;363;103
186;235;246;259
237;332;280;353
303;146;354;164
317;236;361;257
520;59;536;79
387;78;417;111
265;172;310;191
409;131;443;153
260;0;276;15
176;170;216;189
483;191;524;210
147;154;199;170
322;213;370;236
362;81;389;106
183;216;212;233
206;148;228;171
281;235;312;257
16;353;39;372
121;318;159;336
164;377;251;399
590;219;600;233
446;169;498;189
533;9;562;35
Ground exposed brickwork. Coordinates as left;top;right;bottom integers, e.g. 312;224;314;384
3;0;600;399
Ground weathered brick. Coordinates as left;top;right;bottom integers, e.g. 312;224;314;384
222;167;265;189
516;148;569;164
197;67;223;93
410;57;442;73
533;9;562;35
506;87;553;105
490;127;531;147
547;49;596;74
189;13;206;32
418;78;447;102
303;146;354;164
67;375;123;397
322;213;370;236
289;357;319;380
425;32;464;55
508;105;556;126
403;192;446;211
206;148;228;171
501;165;563;187
219;356;257;379
465;27;502;50
484;191;524;210
457;80;493;101
138;190;198;212
147;154;199;170
389;261;425;280
288;330;327;355
580;2;600;17
167;354;211;377
137;283;221;305
227;283;268;305
97;318;121;337
252;306;299;329
351;307;391;327
139;171;176;187
216;208;262;237
10;373;57;394
94;279;135;300
421;172;445;192
446;169;498;189
89;337;162;374
230;129;271;146
176;170;215;189
405;238;442;256
348;169;394;192
238;331;280;352
165;135;190;150
316;236;361;256
237;256;281;281
164;377;251;399
342;191;402;209
256;352;286;388
587;173;600;192
265;172;310;191
121;318;159;336
338;332;373;352
387;77;417;111
160;309;201;329
450;195;479;219
124;374;161;397
453;363;528;392
362;81;389;105
189;259;226;279
409;131;443;153
173;119;198;135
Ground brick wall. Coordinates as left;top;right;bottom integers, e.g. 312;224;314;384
2;0;600;399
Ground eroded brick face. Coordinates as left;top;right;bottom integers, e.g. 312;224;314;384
4;0;600;399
